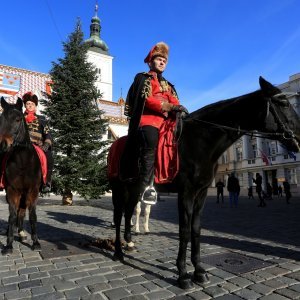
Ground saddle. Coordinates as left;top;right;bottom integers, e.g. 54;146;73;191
0;145;47;189
107;118;179;184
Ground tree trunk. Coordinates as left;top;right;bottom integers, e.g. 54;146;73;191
62;190;73;206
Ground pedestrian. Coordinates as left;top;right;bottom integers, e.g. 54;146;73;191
266;182;273;200
22;92;53;192
227;173;240;207
253;173;266;207
121;42;188;204
283;180;292;204
248;186;254;199
278;185;283;197
216;179;225;203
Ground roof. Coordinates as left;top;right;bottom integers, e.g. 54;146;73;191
0;64;128;127
0;64;51;103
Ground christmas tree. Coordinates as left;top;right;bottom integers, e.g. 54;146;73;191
41;19;109;200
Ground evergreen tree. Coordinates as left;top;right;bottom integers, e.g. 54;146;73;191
41;19;109;199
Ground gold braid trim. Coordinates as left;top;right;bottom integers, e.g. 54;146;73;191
141;77;152;99
160;80;169;92
171;87;179;100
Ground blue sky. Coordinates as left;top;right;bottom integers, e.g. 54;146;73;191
1;0;300;111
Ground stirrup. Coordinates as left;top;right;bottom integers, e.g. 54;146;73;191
141;186;157;205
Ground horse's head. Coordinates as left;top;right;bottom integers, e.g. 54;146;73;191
0;97;26;148
259;77;300;152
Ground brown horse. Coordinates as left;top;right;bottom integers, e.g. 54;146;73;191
109;77;300;289
0;97;42;255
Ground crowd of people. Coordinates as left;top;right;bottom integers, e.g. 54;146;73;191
215;173;293;207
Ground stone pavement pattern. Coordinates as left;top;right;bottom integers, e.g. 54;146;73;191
0;193;300;300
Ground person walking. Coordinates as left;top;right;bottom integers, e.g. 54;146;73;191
283;180;292;204
216;179;225;203
227;173;240;208
278;185;283;197
248;186;254;199
120;42;188;204
253;173;266;207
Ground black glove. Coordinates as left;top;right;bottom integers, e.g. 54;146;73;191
172;105;189;115
41;141;51;152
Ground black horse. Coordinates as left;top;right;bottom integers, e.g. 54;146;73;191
0;97;42;255
109;77;300;289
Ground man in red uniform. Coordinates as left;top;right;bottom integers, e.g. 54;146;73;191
23;92;53;192
121;42;188;204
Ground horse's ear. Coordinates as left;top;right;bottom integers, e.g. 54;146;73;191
259;76;281;96
16;98;23;112
1;96;9;110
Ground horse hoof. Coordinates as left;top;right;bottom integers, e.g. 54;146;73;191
177;277;194;290
1;246;13;255
125;245;136;252
193;272;210;284
113;252;124;262
19;236;27;242
144;231;150;235
32;242;41;251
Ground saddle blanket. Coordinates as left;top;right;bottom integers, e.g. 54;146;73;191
107;120;179;184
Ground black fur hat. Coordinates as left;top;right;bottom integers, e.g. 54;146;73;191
22;91;38;106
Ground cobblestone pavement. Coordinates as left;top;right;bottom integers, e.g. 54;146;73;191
0;193;300;300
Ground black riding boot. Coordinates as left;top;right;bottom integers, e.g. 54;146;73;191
139;148;157;205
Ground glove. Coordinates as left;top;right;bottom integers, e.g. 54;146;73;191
172;105;189;115
41;141;51;152
161;102;174;112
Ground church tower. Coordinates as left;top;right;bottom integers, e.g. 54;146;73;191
85;4;113;101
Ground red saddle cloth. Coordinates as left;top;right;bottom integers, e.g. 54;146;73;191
107;119;179;184
0;145;47;189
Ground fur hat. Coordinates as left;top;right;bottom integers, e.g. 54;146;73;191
144;42;169;63
22;91;38;106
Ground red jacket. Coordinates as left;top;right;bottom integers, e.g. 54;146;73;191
139;71;179;129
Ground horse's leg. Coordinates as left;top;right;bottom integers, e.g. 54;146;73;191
17;208;27;242
124;187;139;250
143;204;151;234
111;181;125;261
27;191;41;250
135;201;141;234
28;204;41;250
191;192;209;284
2;192;20;255
17;195;27;242
176;191;194;290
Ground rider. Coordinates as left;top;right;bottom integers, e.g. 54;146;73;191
122;42;188;204
22;92;53;193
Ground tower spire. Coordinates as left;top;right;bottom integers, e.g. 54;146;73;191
84;1;109;54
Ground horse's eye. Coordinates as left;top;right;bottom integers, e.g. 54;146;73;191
15;117;21;123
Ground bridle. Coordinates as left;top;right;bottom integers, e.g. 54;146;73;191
183;92;299;150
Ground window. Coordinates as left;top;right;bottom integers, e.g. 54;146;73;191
221;153;228;164
285;168;297;184
235;139;243;161
269;141;278;155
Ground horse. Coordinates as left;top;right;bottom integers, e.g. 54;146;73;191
109;77;300;289
0;97;42;255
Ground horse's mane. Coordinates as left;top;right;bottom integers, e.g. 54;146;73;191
187;89;262;121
